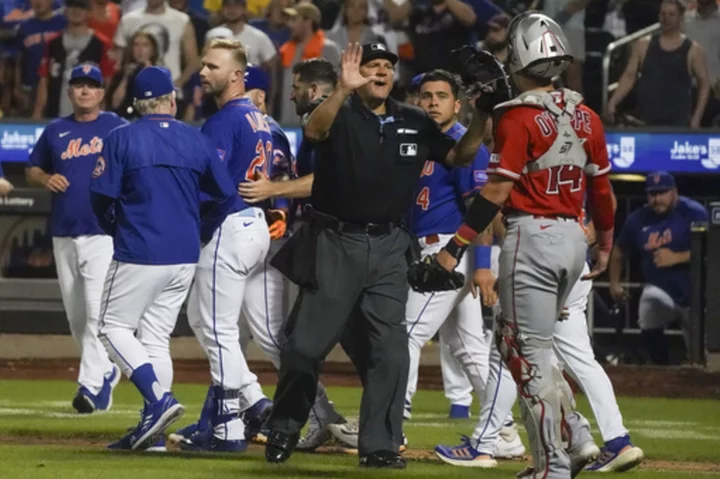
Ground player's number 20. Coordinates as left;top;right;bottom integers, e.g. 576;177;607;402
245;140;273;181
546;165;583;195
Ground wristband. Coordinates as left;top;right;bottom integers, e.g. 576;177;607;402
474;245;492;269
444;239;467;261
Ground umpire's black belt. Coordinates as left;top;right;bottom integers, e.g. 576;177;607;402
308;208;396;236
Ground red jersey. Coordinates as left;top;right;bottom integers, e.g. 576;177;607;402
486;92;611;219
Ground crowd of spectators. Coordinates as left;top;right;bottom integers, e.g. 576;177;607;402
0;0;718;126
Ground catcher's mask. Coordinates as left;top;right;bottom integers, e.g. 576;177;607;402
506;12;573;80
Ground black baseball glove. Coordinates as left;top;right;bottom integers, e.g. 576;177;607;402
451;46;512;113
408;254;466;293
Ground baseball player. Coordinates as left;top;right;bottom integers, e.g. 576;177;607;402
405;71;478;422
439;337;475;419
169;64;310;447
91;65;236;451
238;64;293;363
180;39;274;453
609;171;708;365
435;213;644;474
238;59;359;451
403;70;492;426
25;64;126;414
427;13;617;478
0;163;13;196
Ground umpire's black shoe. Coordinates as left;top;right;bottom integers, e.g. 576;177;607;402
359;451;407;469
265;430;299;463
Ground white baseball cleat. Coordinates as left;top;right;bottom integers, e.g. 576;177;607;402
327;419;359;449
494;421;527;458
434;435;498;468
296;412;331;451
585;435;644;473
569;440;601;477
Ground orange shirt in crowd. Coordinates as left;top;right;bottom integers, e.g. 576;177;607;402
88;2;121;43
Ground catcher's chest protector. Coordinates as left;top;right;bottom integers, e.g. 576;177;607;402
493;89;598;176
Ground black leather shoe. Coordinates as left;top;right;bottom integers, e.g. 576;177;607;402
265;430;299;463
359;450;407;469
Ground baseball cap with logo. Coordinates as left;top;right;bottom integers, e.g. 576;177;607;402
245;64;269;93
133;66;177;100
361;42;398;66
69;64;103;86
283;3;321;26
645;171;676;193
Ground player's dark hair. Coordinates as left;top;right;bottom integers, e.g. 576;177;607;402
292;58;338;88
419;69;461;99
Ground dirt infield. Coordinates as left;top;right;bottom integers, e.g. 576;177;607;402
2;358;720;399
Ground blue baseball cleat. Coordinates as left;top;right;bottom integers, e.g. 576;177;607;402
168;385;215;444
585;435;644;472
178;426;248;453
73;364;122;414
434;435;498;468
123;393;185;451
108;431;167;452
242;398;272;444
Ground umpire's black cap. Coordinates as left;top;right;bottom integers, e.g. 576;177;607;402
361;42;398;66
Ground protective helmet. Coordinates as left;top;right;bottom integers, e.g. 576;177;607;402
507;12;573;79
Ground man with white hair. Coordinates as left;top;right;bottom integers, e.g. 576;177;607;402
92;65;236;451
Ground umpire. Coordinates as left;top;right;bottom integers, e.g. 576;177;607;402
265;42;486;468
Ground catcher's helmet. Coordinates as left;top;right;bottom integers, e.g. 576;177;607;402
507;12;573;79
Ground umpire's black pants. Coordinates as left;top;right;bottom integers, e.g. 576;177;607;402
268;226;410;455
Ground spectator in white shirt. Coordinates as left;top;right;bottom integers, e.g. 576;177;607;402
205;0;278;109
326;0;384;49
113;0;199;104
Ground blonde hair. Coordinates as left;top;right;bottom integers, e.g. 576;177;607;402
134;92;174;115
203;38;248;70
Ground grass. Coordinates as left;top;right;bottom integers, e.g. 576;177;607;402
1;379;720;478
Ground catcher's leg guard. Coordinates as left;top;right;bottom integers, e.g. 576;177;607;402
495;314;569;478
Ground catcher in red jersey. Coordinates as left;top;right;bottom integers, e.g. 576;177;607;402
419;12;617;479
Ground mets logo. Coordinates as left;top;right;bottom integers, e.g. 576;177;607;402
652;173;661;184
61;136;103;160
82;64;93;75
92;156;106;178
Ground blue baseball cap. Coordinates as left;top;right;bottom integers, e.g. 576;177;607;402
407;73;425;94
646;171;676;192
244;64;269;93
69;63;103;86
133;66;176;100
